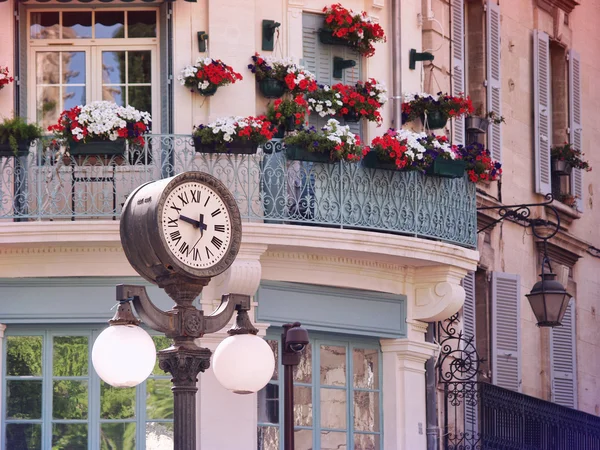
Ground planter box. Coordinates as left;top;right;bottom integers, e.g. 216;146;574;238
193;137;258;154
465;116;490;133
425;158;467;178
362;151;400;171
318;28;351;47
420;111;448;130
285;145;332;163
551;158;573;176
258;78;286;99
273;116;298;139
195;85;218;96
69;139;126;156
0;140;33;157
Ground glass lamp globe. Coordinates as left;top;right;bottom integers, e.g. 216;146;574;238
92;325;157;388
212;334;275;394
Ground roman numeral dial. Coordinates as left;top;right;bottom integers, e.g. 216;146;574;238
161;181;232;269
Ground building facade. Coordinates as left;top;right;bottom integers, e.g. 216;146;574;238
0;0;598;449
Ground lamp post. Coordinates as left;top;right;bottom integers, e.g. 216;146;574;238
478;194;572;327
281;322;309;450
91;172;276;450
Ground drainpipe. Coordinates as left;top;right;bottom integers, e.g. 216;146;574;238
425;323;439;450
391;0;402;127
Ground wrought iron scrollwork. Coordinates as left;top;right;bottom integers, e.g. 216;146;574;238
437;313;484;383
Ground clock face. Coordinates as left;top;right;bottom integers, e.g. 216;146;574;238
160;181;232;269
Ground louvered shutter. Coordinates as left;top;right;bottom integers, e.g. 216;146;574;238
491;272;521;392
451;0;465;146
486;0;502;162
340;45;361;135
569;50;584;212
551;300;577;409
461;272;478;435
533;30;552;195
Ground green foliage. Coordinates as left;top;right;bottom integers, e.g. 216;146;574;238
6;336;42;376
0;117;43;155
551;143;591;171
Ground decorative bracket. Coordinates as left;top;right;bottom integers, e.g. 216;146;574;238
333;56;356;79
197;31;208;53
409;49;434;70
262;20;281;51
414;281;465;322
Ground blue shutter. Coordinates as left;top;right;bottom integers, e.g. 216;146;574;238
451;0;465;146
568;49;583;212
486;0;502;162
491;272;521;392
550;300;577;408
533;30;552;195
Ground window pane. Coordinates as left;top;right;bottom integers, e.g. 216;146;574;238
146;379;173;420
295;429;312;450
128;10;157;38
354;433;379;450
52;423;88;449
257;383;279;424
257;426;279;450
103;86;124;106
95;11;125;39
320;431;347;449
294;386;312;426
128;86;152;114
128;51;151;83
353;348;379;389
101;382;135;419
294;342;311;383
37;86;60;130
7;380;42;419
53;380;88;419
63;52;86;84
63;12;92;39
102;51;126;84
320;388;346;429
6;423;42;450
146;422;174;450
152;336;171;375
53;336;88;376
64;86;86;111
320;345;346;386
30;12;59;39
6;336;42;376
36;52;59;85
100;423;136;450
353;391;379;432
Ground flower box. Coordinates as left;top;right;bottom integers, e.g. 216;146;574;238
285;145;333;163
69;139;126;156
258;78;286;99
551;158;573;176
425;158;467;178
0;140;32;157
193;137;258;154
465;116;490;134
318;28;351;47
420;110;448;130
362;151;399;171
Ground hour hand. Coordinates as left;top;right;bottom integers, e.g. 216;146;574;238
179;215;200;228
198;214;208;233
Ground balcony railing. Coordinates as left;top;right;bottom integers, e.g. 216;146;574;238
0;135;477;248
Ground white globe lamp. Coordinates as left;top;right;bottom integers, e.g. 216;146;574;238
92;324;157;388
212;334;275;394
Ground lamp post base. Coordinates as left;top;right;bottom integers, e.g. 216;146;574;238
159;344;212;450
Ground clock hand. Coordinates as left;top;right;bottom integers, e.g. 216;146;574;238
198;214;208;236
179;215;200;228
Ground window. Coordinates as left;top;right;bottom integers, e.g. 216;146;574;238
2;327;173;450
27;9;159;131
257;334;382;450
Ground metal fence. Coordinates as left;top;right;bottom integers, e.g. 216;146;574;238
0;135;477;248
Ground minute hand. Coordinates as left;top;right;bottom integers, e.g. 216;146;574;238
179;215;200;228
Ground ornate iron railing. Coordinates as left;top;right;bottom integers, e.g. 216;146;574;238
0;135;477;248
438;314;600;450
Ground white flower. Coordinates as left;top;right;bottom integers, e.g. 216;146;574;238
204;58;213;65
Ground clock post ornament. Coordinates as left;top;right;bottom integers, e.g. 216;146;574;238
91;172;274;450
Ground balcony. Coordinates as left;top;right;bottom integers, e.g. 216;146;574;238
0;136;477;249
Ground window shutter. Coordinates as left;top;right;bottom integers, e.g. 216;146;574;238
451;0;465;146
551;299;577;409
533;30;552;195
569;49;584;212
340;45;361;135
491;272;521;392
462;272;476;341
486;0;502;162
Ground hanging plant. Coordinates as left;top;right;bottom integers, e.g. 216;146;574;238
248;53;318;98
321;4;386;57
0;67;14;90
306;85;344;118
178;58;243;96
192;116;275;154
402;92;473;129
266;95;310;137
332;78;387;125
